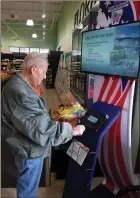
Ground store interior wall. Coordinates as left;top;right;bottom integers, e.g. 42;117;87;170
56;1;82;52
1;23;57;52
54;2;82;103
2;1;82;53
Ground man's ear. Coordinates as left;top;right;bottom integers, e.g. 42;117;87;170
30;65;36;74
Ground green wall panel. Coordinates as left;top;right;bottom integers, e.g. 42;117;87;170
56;1;81;52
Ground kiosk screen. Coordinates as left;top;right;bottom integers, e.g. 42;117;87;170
81;21;140;79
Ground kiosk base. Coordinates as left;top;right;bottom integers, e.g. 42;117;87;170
89;184;116;198
63;102;121;198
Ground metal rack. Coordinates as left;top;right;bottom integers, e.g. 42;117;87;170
46;68;53;88
70;28;86;104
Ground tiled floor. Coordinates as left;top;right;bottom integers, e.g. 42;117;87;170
1;173;103;198
1;88;103;198
1;173;64;198
43;88;61;114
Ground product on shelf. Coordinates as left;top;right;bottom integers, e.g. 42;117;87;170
52;94;86;127
1;72;12;80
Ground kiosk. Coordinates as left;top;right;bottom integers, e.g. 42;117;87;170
63;102;121;198
63;11;140;198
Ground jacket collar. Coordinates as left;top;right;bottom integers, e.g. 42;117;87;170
16;73;39;96
15;73;46;107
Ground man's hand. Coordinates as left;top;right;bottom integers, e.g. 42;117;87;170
73;125;85;136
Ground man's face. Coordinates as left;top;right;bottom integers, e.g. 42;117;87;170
30;61;48;88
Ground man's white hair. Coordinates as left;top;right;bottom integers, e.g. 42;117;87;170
21;52;47;69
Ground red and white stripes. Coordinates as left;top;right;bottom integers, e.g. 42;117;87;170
93;76;139;197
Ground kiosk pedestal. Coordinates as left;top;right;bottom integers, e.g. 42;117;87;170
63;101;120;198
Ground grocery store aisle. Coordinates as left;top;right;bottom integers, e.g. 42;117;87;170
45;88;61;114
41;85;60;113
1;88;103;198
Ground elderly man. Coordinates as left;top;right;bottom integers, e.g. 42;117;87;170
1;52;85;198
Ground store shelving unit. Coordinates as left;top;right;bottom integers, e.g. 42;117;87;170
46;68;53;88
12;59;24;72
1;53;25;91
70;29;86;104
1;53;26;72
1;60;12;71
1;53;13;71
46;50;62;89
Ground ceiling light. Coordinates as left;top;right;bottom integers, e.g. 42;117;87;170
42;14;46;19
43;32;45;35
43;37;45;40
77;24;83;29
26;19;34;26
43;25;46;28
32;33;37;38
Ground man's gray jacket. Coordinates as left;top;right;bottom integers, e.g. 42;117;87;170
1;73;73;159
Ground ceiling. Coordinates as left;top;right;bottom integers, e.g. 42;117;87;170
1;1;63;41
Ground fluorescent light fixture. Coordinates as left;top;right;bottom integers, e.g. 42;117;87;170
26;19;34;26
32;33;37;38
77;24;83;29
43;32;45;35
42;14;46;18
43;25;46;28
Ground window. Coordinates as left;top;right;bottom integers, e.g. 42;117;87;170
9;46;49;54
40;48;49;54
20;47;29;53
30;48;39;53
9;46;19;53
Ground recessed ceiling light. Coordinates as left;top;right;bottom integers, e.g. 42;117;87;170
26;19;34;26
32;33;37;38
42;14;46;19
77;24;83;29
43;25;46;28
43;32;45;35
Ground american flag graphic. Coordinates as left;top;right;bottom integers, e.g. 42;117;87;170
93;76;139;198
94;1;140;197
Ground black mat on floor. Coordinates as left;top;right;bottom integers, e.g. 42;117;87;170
89;184;116;198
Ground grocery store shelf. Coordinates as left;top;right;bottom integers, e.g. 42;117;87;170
70;86;84;104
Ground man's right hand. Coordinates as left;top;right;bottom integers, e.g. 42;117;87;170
73;125;85;136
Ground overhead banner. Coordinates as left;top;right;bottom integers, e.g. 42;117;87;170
74;1;96;29
96;1;140;28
